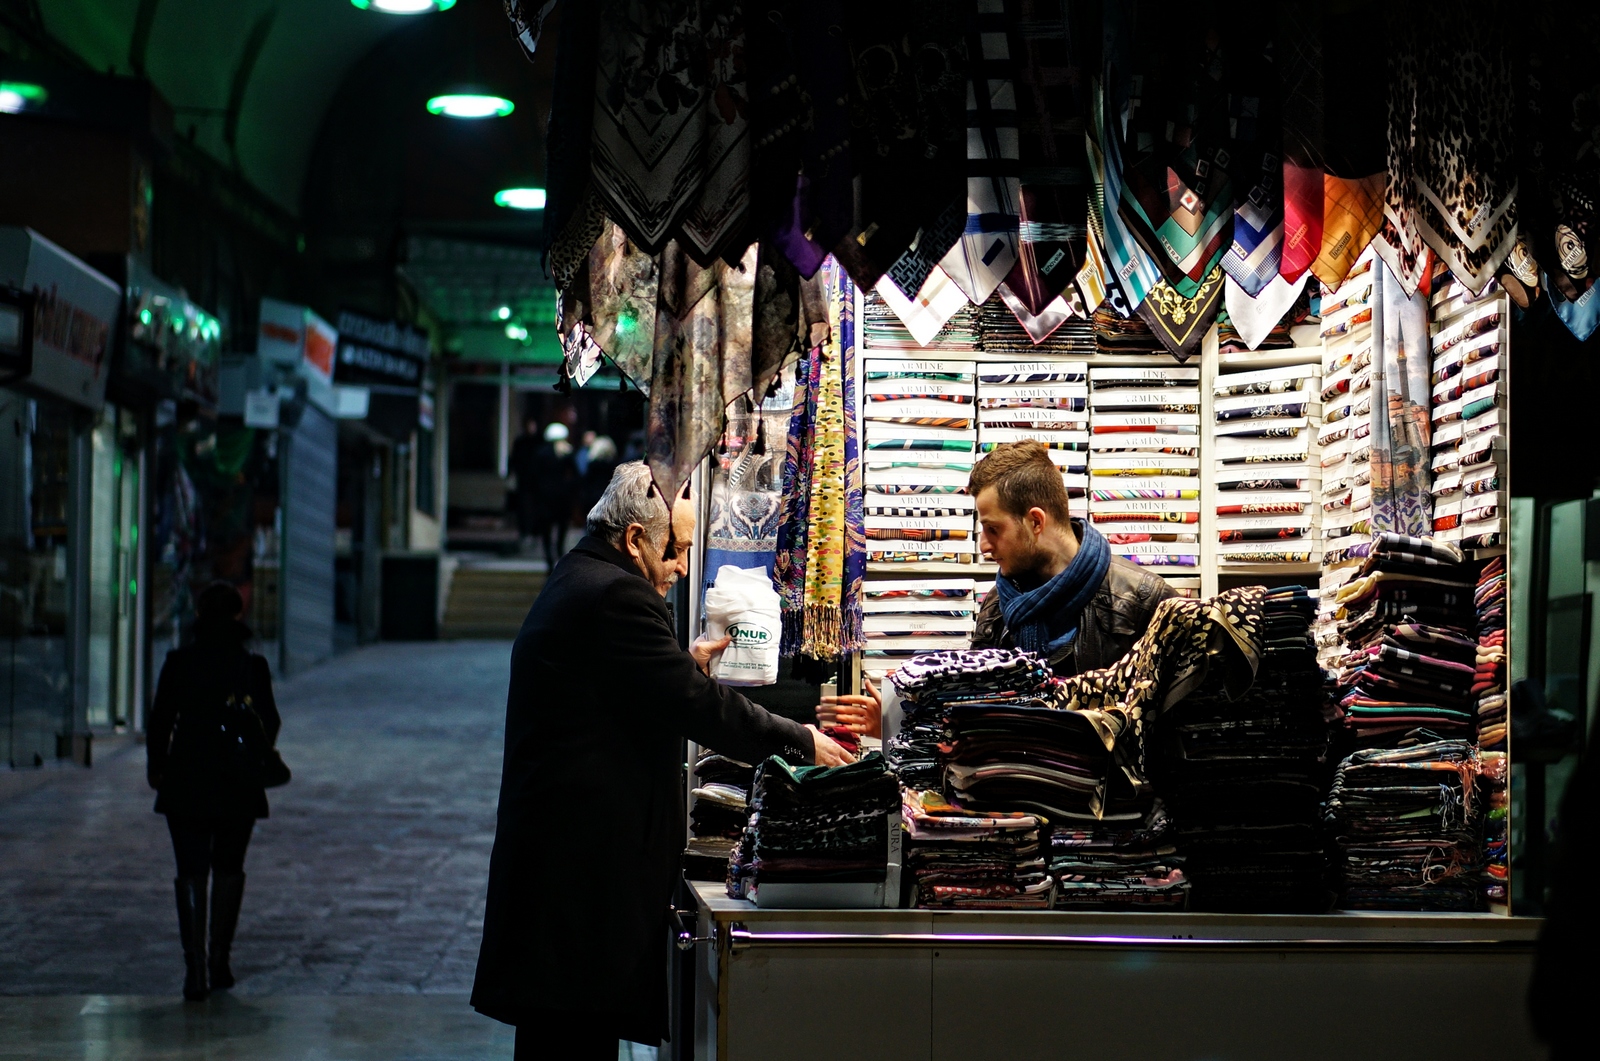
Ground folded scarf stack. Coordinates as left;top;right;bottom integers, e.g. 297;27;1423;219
685;752;755;880
1329;533;1480;750
1152;586;1332;912
1324;739;1487;911
1474;557;1508;749
1049;799;1189;910
901;789;1051;909
1473;556;1510;906
727;753;900;900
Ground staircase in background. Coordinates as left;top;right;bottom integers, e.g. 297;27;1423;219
440;561;545;640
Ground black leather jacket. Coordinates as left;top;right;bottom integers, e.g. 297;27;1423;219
971;554;1176;676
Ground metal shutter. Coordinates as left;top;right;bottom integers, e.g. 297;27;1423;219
280;404;336;675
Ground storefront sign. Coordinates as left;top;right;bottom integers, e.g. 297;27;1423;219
257;297;305;367
0;227;119;410
303;312;336;383
333;310;427;390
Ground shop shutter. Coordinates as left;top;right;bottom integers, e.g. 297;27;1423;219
281;403;336;675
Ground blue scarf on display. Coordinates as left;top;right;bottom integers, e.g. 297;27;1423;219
994;522;1112;658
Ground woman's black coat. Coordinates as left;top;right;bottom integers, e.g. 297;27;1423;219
471;535;813;1043
146;625;281;820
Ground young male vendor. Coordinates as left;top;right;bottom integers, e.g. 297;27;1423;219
820;440;1175;731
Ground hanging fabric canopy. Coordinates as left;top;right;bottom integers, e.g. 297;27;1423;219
507;0;1600;498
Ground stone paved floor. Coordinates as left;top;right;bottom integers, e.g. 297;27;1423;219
0;640;657;1060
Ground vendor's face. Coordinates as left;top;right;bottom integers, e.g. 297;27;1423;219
975;487;1048;579
627;498;695;596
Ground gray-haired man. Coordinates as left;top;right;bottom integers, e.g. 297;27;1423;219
472;461;848;1060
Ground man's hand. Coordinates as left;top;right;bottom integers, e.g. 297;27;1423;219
690;634;731;674
817;679;883;738
804;725;854;767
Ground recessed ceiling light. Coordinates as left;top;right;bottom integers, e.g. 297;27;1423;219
0;81;47;114
351;0;455;13
495;306;512;321
493;188;547;211
505;323;529;341
426;93;514;119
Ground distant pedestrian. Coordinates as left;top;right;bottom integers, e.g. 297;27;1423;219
524;423;578;568
146;581;282;1001
508;418;544;554
580;434;618;517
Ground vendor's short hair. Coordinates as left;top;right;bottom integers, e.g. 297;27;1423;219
586;461;671;546
968;440;1072;524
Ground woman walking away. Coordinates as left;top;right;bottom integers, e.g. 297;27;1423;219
146;581;282;1001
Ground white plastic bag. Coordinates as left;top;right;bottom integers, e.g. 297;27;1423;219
703;565;781;686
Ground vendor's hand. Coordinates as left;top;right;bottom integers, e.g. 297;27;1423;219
690;635;731;674
805;725;854;767
817;679;883;738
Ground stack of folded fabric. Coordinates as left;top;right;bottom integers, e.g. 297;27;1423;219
1092;305;1164;355
901;788;1051;908
1212;362;1323;566
861;578;978;685
975;299;1097;357
1315;252;1377;669
1325;739;1487;911
1328;533;1479;751
685;751;756;880
862;357;979;566
862;288;981;353
977;361;1089;515
1427;271;1507;550
1154;586;1333;912
726;752;900;900
1088;365;1202;582
1474;557;1507;751
1048;799;1190;909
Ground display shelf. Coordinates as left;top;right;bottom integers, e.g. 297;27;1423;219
1215;563;1322;578
867;560;997;575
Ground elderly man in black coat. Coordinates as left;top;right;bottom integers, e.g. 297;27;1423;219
472;461;849;1059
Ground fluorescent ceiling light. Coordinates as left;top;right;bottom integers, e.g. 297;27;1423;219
426;93;514;119
0;81;47;114
495;306;512;320
505;323;529;341
351;0;456;13
494;188;547;211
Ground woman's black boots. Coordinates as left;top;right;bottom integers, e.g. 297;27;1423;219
209;872;245;990
174;876;209;1000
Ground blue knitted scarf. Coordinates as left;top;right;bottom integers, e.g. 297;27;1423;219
994;522;1111;657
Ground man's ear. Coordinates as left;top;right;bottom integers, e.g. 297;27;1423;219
1027;507;1048;536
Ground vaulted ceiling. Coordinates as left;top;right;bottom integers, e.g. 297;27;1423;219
33;0;561;360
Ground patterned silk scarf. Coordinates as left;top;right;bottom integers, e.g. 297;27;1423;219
1367;260;1434;536
1313;173;1385;288
774;260;865;657
590;0;749;261
1136;266;1225;361
940;0;1023;306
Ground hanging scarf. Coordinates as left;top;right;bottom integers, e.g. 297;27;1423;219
1368;260;1434;536
1135;265;1225;362
774;260;864;657
1312;173;1385;289
994;521;1111;657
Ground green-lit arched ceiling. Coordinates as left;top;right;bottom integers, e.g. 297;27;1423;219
41;0;419;213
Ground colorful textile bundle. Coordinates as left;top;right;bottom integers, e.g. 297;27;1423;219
902;789;1050;909
1474;557;1507;750
1325;739;1487;911
773;262;865;657
727;753;900;900
1328;534;1477;750
1213;362;1323;567
1427;268;1506;550
861;578;979;685
1088;365;1202;582
978;361;1089;513
1153;587;1332;912
1049;800;1190;910
685;752;755;881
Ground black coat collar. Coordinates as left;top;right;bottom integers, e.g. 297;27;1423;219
569;534;649;582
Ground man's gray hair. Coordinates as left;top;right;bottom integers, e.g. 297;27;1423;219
586;461;669;546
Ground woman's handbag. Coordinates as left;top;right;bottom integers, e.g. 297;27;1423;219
230;659;291;788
